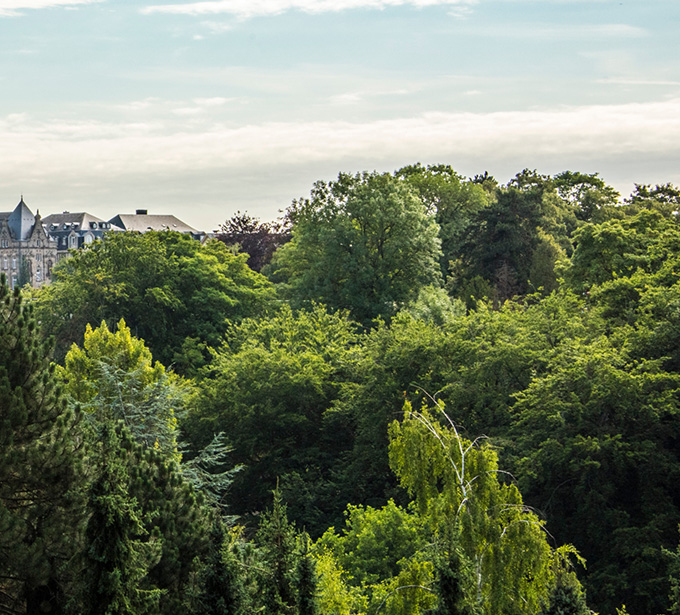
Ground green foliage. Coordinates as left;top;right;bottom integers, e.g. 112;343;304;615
83;422;163;615
59;319;186;458
315;500;434;615
189;304;360;533
196;518;249;615
389;402;560;615
269;171;443;323
395;163;491;280
34;231;275;367
0;274;85;613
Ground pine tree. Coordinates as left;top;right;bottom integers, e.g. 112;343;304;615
197;518;248;615
255;487;298;615
295;533;319;615
82;422;163;615
0;273;85;614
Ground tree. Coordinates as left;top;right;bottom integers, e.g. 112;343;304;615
217;211;291;272
196;518;248;615
269;171;443;323
59;319;187;458
553;170;619;222
82;422;163;615
0;274;85;615
394;164;491;280
34;231;275;367
389;401;567;615
188;304;360;533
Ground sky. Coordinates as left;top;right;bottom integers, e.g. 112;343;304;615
0;0;678;232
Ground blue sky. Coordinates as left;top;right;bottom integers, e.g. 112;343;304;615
0;0;678;231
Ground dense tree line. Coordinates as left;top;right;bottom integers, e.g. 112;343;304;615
3;166;680;614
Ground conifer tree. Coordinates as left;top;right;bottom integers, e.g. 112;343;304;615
197;518;248;615
295;533;319;615
0;273;84;614
83;422;163;615
255;488;299;614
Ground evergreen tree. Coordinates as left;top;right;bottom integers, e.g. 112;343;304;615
0;273;84;614
82;422;162;615
197;518;248;615
295;533;319;615
255;488;299;615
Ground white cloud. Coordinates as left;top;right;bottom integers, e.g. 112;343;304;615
2;98;679;228
141;0;478;19
0;0;100;16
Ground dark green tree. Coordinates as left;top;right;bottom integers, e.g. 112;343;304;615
189;304;360;533
255;488;299;615
0;274;85;615
82;422;162;615
197;518;248;615
295;533;319;615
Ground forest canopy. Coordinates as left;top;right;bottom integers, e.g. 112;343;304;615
4;165;680;615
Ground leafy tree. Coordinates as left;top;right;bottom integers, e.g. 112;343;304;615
315;500;434;615
553;170;619;222
563;208;680;293
453;177;571;302
217;211;291;272
269;171;443;323
389;401;565;615
395;164;491;280
188;304;360;533
59;319;187;458
0;274;85;615
34;231;275;367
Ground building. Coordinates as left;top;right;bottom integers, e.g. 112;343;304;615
42;212;122;262
0;198;58;289
109;209;207;241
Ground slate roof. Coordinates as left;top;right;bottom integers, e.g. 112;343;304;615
43;212;122;234
1;199;36;241
109;212;200;235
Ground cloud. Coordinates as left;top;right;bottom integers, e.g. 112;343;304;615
0;0;101;16
141;0;478;19
2;98;679;228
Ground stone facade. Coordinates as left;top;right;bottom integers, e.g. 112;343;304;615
0;199;58;290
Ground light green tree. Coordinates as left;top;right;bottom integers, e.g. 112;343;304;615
389;401;570;615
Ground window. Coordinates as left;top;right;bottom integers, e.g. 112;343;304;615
2;257;7;270
11;257;17;270
35;268;41;283
69;235;77;249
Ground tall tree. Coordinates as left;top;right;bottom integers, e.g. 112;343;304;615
82;422;163;615
0;274;85;615
269;171;443;323
389;401;569;615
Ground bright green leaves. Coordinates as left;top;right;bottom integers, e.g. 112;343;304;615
389;402;559;615
314;500;434;615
